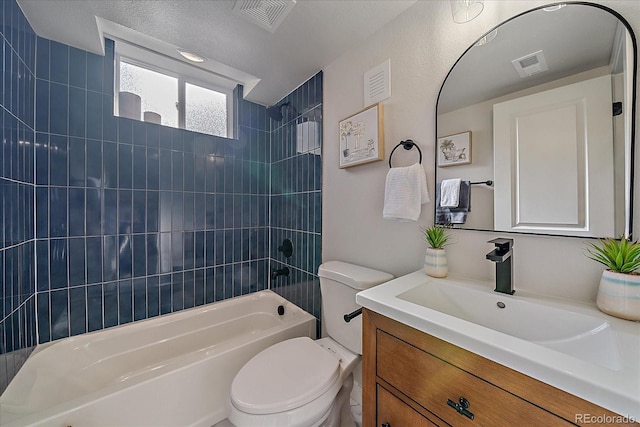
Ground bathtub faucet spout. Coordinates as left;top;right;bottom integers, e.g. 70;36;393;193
271;267;290;280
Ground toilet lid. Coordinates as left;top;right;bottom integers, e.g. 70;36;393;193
230;337;340;415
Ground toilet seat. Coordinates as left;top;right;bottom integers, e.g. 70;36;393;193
230;337;340;415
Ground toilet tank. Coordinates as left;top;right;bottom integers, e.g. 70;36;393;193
318;261;394;354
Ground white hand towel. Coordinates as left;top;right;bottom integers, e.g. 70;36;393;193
383;163;430;222
440;178;461;208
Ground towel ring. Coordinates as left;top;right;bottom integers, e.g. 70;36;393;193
389;139;422;168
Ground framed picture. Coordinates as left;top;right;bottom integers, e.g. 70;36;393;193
339;103;384;168
437;131;472;167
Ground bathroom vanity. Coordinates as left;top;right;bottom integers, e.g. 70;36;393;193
363;309;636;426
357;272;640;426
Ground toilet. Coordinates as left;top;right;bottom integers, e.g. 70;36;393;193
227;261;394;427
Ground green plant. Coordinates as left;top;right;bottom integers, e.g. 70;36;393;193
423;225;450;249
586;237;640;274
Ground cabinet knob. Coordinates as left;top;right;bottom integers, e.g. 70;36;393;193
381;423;391;427
447;396;475;420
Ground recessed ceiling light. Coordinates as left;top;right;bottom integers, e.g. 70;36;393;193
178;49;206;63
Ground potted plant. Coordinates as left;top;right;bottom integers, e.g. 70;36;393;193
423;225;451;278
586;237;640;321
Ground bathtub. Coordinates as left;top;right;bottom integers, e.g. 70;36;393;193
0;290;316;427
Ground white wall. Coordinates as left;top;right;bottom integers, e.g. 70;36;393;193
322;0;640;303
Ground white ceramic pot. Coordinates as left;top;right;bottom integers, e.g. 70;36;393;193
424;247;448;278
596;270;640;321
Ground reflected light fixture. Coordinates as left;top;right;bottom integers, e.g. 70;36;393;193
543;4;566;12
474;29;497;46
177;49;206;63
450;0;484;23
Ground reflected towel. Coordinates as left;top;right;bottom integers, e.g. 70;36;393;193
383;163;430;222
435;180;471;224
440;178;461;207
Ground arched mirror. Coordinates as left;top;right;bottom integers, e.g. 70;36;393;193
436;2;636;238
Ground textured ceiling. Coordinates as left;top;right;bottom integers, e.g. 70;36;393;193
18;0;418;106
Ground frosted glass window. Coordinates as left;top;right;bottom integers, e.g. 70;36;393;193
119;61;178;127
185;83;227;137
116;55;231;138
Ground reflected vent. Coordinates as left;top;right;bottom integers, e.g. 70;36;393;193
232;0;296;33
512;50;549;78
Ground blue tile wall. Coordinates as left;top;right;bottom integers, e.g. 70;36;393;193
0;0;323;393
0;0;37;393
33;37;272;345
269;72;323;323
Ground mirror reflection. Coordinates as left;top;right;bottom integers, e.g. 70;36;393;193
436;3;635;238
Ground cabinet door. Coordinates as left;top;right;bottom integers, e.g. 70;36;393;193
377;385;438;427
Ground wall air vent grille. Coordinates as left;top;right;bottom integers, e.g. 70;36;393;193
364;59;391;105
232;0;296;33
512;50;549;78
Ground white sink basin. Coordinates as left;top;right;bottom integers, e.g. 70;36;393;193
397;280;621;370
356;270;640;420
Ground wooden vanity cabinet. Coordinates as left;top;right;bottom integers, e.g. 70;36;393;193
377;385;437;427
363;309;637;427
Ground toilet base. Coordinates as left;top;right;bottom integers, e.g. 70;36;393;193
319;375;354;427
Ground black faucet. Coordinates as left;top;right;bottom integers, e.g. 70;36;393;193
486;238;514;295
271;266;290;280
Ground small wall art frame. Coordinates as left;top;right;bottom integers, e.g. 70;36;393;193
437;131;472;167
339;103;384;168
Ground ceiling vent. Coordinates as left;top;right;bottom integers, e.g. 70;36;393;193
232;0;296;33
511;50;549;78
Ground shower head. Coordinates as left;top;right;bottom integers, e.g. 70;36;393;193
266;102;290;122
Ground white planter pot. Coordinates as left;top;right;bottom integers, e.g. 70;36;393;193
596;270;640;321
424;247;448;278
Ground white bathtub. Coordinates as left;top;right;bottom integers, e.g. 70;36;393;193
0;290;316;427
